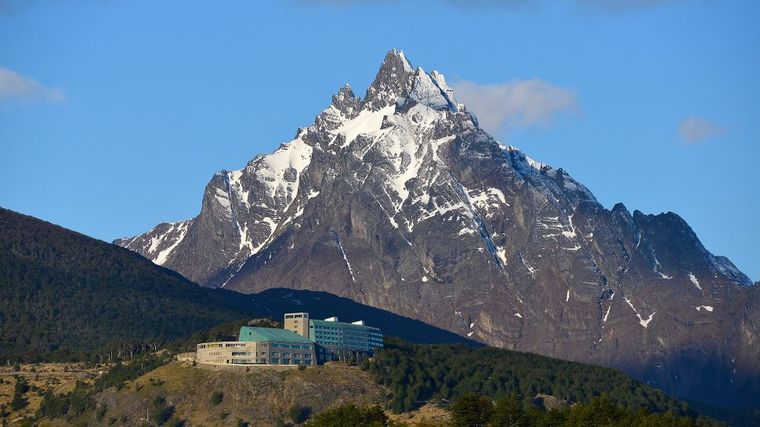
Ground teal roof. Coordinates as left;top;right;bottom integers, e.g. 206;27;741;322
238;326;313;343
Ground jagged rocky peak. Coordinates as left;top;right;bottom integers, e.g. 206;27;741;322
331;84;360;118
408;66;459;112
310;49;475;153
361;49;460;113
363;49;415;110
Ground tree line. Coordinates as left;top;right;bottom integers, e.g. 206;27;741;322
361;338;693;416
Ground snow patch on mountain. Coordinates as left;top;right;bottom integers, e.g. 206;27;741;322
335;105;395;148
228;169;250;209
410;67;456;111
688;272;702;290
520;254;536;278
153;221;190;265
335;232;357;284
652;254;672;280
252;136;313;209
466;187;508;215
624;296;656;328
213;187;232;216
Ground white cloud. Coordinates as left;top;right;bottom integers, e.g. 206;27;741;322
0;67;64;104
678;116;722;144
452;79;579;134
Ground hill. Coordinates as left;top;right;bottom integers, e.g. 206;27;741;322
0;207;258;362
364;338;690;414
25;340;736;426
36;360;383;426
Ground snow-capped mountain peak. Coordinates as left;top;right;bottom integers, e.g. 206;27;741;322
115;50;759;407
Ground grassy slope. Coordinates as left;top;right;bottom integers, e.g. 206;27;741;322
39;361;383;426
0;363;108;424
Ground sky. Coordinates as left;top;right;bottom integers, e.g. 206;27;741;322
1;0;758;280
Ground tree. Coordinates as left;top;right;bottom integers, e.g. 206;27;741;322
490;394;523;427
449;393;493;427
150;396;175;425
10;377;29;411
307;403;388;427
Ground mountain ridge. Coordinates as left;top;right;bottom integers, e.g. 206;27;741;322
115;50;760;408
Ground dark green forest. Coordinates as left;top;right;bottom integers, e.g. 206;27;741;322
363;338;693;416
0;207;255;362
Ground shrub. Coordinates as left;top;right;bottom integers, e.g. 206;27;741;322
95;404;108;421
210;391;224;405
150;396;175;425
166;417;185;427
289;404;312;424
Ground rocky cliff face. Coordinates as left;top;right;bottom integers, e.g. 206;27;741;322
115;50;759;407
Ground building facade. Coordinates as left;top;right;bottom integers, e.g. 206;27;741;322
284;313;384;362
284;312;310;337
196;326;316;366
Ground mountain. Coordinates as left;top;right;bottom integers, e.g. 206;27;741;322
0;207;473;362
115;50;760;408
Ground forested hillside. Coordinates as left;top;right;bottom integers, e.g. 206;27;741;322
363;339;693;415
0;207;256;362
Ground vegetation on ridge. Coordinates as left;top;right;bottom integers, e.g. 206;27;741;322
0;207;256;363
362;338;692;415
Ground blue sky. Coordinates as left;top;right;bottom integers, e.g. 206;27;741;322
1;0;758;280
